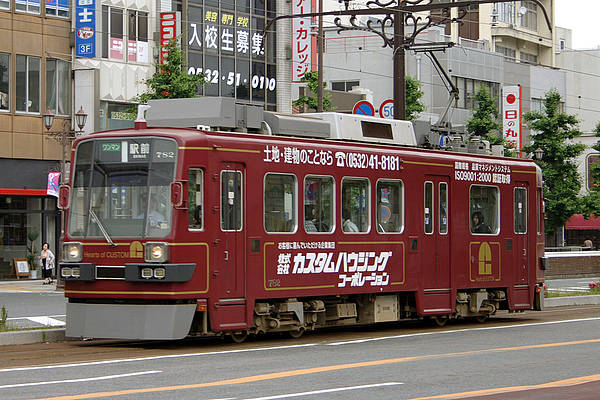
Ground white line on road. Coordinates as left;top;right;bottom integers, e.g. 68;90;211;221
326;317;600;345
1;317;599;374
0;370;161;389
24;316;66;326
242;382;403;400
7;315;66;320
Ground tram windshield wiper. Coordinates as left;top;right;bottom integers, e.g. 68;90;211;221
89;208;117;247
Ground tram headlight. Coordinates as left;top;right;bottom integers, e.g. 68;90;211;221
71;267;81;278
141;268;153;279
153;268;166;279
63;242;82;262
145;242;169;263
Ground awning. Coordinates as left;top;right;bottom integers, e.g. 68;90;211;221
565;214;600;230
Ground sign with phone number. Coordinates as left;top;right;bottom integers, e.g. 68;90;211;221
188;67;276;91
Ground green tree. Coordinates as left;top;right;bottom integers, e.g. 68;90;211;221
292;71;334;112
137;39;205;104
521;89;585;237
580;122;600;216
465;86;516;155
405;75;425;121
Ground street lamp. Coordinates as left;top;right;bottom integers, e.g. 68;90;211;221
534;147;544;160
43;106;87;287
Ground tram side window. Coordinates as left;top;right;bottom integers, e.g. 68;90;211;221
264;173;297;233
514;187;527;234
439;182;448;234
221;171;242;231
424;182;433;234
304;176;334;233
470;185;499;234
376;179;403;233
341;178;369;233
188;168;203;230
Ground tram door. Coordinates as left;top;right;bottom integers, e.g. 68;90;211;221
218;163;246;299
514;182;529;283
422;176;451;311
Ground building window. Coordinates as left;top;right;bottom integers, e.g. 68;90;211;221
102;6;124;60
559;39;566;51
15;0;40;14
0;53;8;111
520;51;537;64
46;59;70;116
495;45;516;61
587;154;600;191
331;81;360;92
0;0;9;10
46;0;68;17
497;2;515;25
16;55;40;113
98;101;135;130
453;77;500;110
127;10;149;63
520;1;537;31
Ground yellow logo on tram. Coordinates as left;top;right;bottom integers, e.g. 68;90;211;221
478;242;492;275
130;241;143;258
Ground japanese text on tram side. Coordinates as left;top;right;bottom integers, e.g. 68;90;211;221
263;145;401;171
454;161;511;184
275;250;392;288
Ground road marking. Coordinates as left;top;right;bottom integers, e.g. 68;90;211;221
408;374;600;399
327;317;600;345
30;338;600;400
0;371;161;390
243;382;403;400
25;316;66;327
0;344;318;373
2;317;600;373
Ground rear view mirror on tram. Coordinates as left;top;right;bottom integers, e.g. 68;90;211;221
58;185;70;210
170;181;186;209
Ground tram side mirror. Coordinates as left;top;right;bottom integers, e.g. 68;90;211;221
170;181;187;209
58;185;70;210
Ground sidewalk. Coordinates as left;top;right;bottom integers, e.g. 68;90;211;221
0;279;63;294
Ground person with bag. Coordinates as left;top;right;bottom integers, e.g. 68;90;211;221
40;242;55;284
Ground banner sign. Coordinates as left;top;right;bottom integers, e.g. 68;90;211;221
292;0;312;82
47;172;60;198
502;85;522;151
75;0;95;58
160;12;182;65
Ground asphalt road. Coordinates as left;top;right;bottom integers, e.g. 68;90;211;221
1;306;599;400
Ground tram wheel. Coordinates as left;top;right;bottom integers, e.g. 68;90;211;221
475;315;488;323
230;331;248;343
432;316;448;327
288;328;304;339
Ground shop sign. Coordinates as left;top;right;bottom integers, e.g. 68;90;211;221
292;0;312;82
502;85;522;152
75;0;95;57
160;12;182;65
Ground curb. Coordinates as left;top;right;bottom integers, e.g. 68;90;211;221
2;295;599;346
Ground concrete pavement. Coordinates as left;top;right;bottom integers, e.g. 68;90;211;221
0;278;599;346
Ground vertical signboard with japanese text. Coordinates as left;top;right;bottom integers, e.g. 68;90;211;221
75;0;95;58
160;12;182;65
502;85;522;152
292;0;312;82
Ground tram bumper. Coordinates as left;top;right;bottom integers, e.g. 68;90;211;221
66;302;196;340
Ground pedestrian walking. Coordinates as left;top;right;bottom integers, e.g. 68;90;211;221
40;242;55;284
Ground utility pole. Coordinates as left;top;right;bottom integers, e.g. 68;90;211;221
317;0;324;112
393;4;405;120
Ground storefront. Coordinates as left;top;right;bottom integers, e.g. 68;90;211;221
0;159;62;280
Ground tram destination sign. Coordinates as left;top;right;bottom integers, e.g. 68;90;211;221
96;139;176;163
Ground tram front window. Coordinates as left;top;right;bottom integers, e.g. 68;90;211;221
68;138;177;239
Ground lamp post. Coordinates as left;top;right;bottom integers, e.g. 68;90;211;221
43;107;87;286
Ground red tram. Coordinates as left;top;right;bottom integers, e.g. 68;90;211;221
60;99;545;340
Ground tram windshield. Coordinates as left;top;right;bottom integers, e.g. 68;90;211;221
68;137;177;239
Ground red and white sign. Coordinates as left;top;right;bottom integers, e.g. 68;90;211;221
292;0;312;82
160;12;182;65
109;37;124;60
379;99;394;119
502;85;522;152
353;100;375;116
